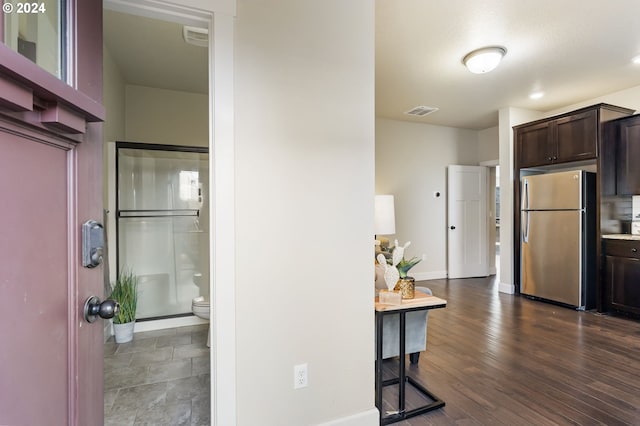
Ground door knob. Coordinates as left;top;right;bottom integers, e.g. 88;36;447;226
83;296;119;323
450;226;456;230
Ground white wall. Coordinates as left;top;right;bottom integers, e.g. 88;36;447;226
103;46;126;146
235;1;377;425
125;85;208;147
545;84;640;116
497;107;544;293
102;45;126;339
478;126;499;163
376;118;479;279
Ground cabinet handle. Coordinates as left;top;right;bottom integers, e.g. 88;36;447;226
546;156;552;161
552;156;557;160
632;248;637;253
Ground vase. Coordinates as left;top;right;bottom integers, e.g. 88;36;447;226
113;321;135;343
398;277;415;299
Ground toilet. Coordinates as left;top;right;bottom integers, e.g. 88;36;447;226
192;297;210;347
191;273;211;347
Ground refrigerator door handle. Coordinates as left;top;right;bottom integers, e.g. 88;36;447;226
522;178;529;211
523;211;529;243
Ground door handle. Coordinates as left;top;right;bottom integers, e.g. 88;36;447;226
522;179;529;211
450;226;456;230
83;296;119;323
523;211;530;243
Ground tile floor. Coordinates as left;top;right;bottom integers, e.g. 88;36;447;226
104;325;210;426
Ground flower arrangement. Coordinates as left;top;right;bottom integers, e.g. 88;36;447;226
377;239;426;298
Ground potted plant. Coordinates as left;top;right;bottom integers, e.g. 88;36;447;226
109;269;139;343
391;240;425;299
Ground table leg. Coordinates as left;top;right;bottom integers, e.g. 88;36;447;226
398;311;406;415
377;308;446;425
375;311;384;420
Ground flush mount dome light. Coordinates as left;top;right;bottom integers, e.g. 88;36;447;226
463;46;507;74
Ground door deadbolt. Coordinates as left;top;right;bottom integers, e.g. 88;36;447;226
84;296;119;323
82;220;104;268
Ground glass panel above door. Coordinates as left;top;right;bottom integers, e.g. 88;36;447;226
3;0;65;79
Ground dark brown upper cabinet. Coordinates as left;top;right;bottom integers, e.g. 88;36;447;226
515;104;634;169
615;114;640;195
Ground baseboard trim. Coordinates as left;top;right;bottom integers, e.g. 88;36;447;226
412;271;448;281
318;408;379;426
116;316;209;334
499;282;515;294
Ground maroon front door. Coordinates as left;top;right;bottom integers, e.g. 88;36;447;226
0;1;105;425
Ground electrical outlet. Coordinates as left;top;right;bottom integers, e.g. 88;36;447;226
294;363;308;389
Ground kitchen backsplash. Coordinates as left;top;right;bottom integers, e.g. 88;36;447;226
601;195;632;234
633;195;640;221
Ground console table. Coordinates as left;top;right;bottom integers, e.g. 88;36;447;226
375;292;447;424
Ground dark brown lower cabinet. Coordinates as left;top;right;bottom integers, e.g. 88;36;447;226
603;239;640;315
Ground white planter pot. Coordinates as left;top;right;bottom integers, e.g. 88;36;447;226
113;321;135;343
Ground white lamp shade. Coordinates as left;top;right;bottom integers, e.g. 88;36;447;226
374;195;396;235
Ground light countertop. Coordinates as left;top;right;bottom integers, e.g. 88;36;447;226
602;234;640;241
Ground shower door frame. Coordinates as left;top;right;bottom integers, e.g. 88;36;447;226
115;141;209;321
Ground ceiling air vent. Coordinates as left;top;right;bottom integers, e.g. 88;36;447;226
183;26;208;47
404;106;439;117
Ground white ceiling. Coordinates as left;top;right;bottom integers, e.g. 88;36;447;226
103;9;208;95
105;1;640;130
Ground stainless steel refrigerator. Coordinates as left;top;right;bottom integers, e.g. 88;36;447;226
520;170;596;309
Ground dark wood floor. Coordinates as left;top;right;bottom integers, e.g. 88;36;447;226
381;276;640;425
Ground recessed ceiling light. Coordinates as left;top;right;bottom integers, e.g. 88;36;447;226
462;46;507;74
529;91;544;100
632;55;640;65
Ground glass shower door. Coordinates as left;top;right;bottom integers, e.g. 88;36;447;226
117;145;209;320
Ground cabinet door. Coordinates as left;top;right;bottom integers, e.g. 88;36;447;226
616;115;640;195
605;255;640;315
517;121;552;168
555;110;598;163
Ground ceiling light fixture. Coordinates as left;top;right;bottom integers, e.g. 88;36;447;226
632;55;640;65
462;46;507;74
529;91;544;100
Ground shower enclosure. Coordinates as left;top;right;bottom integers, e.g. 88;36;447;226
116;142;209;320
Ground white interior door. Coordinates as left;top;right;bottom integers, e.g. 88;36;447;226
448;165;489;278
